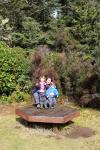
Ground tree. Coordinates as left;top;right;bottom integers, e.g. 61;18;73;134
58;0;100;56
11;17;44;48
0;0;60;47
0;15;12;45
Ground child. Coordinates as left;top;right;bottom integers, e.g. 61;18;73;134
38;76;46;94
45;82;58;108
38;76;48;108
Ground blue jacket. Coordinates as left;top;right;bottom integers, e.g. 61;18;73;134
45;87;58;98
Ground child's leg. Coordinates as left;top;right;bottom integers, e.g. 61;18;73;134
42;96;48;108
48;97;53;108
44;99;48;108
39;95;43;108
40;95;46;108
40;102;43;108
52;98;56;107
33;92;40;104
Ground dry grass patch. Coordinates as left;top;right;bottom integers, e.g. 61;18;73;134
0;103;100;150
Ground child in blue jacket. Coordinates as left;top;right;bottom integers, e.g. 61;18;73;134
45;82;58;108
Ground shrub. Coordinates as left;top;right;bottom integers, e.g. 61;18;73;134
0;42;31;98
0;95;12;104
42;51;99;105
11;91;31;103
29;48;100;106
0;92;31;104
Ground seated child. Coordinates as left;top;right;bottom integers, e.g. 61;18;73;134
45;82;58;108
38;76;46;93
38;76;48;108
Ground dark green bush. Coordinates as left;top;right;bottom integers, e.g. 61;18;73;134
0;42;31;99
0;91;31;104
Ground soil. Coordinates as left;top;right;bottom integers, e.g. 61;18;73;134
0;104;16;115
64;125;95;138
0;103;30;116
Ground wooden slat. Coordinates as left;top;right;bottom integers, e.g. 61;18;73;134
54;109;78;117
20;106;63;116
33;109;65;117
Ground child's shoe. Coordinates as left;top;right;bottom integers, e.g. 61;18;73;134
51;104;55;109
44;104;48;109
37;104;40;108
40;104;43;109
51;106;54;109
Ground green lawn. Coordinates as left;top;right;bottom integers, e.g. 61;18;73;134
0;105;100;150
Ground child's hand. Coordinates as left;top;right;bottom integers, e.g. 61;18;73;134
39;89;44;93
36;83;39;86
50;93;54;96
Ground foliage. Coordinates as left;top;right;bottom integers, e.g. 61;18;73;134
0;92;30;104
0;0;100;106
0;15;12;45
42;51;100;106
0;42;31;100
59;0;100;55
0;0;99;53
11;17;44;48
0;0;60;48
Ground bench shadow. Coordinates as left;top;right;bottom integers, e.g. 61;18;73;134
16;117;74;131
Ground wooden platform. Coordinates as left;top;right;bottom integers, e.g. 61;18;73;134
16;106;80;124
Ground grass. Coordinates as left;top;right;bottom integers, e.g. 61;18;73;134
0;104;100;150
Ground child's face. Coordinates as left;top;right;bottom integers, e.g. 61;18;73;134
40;76;45;82
46;78;51;84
